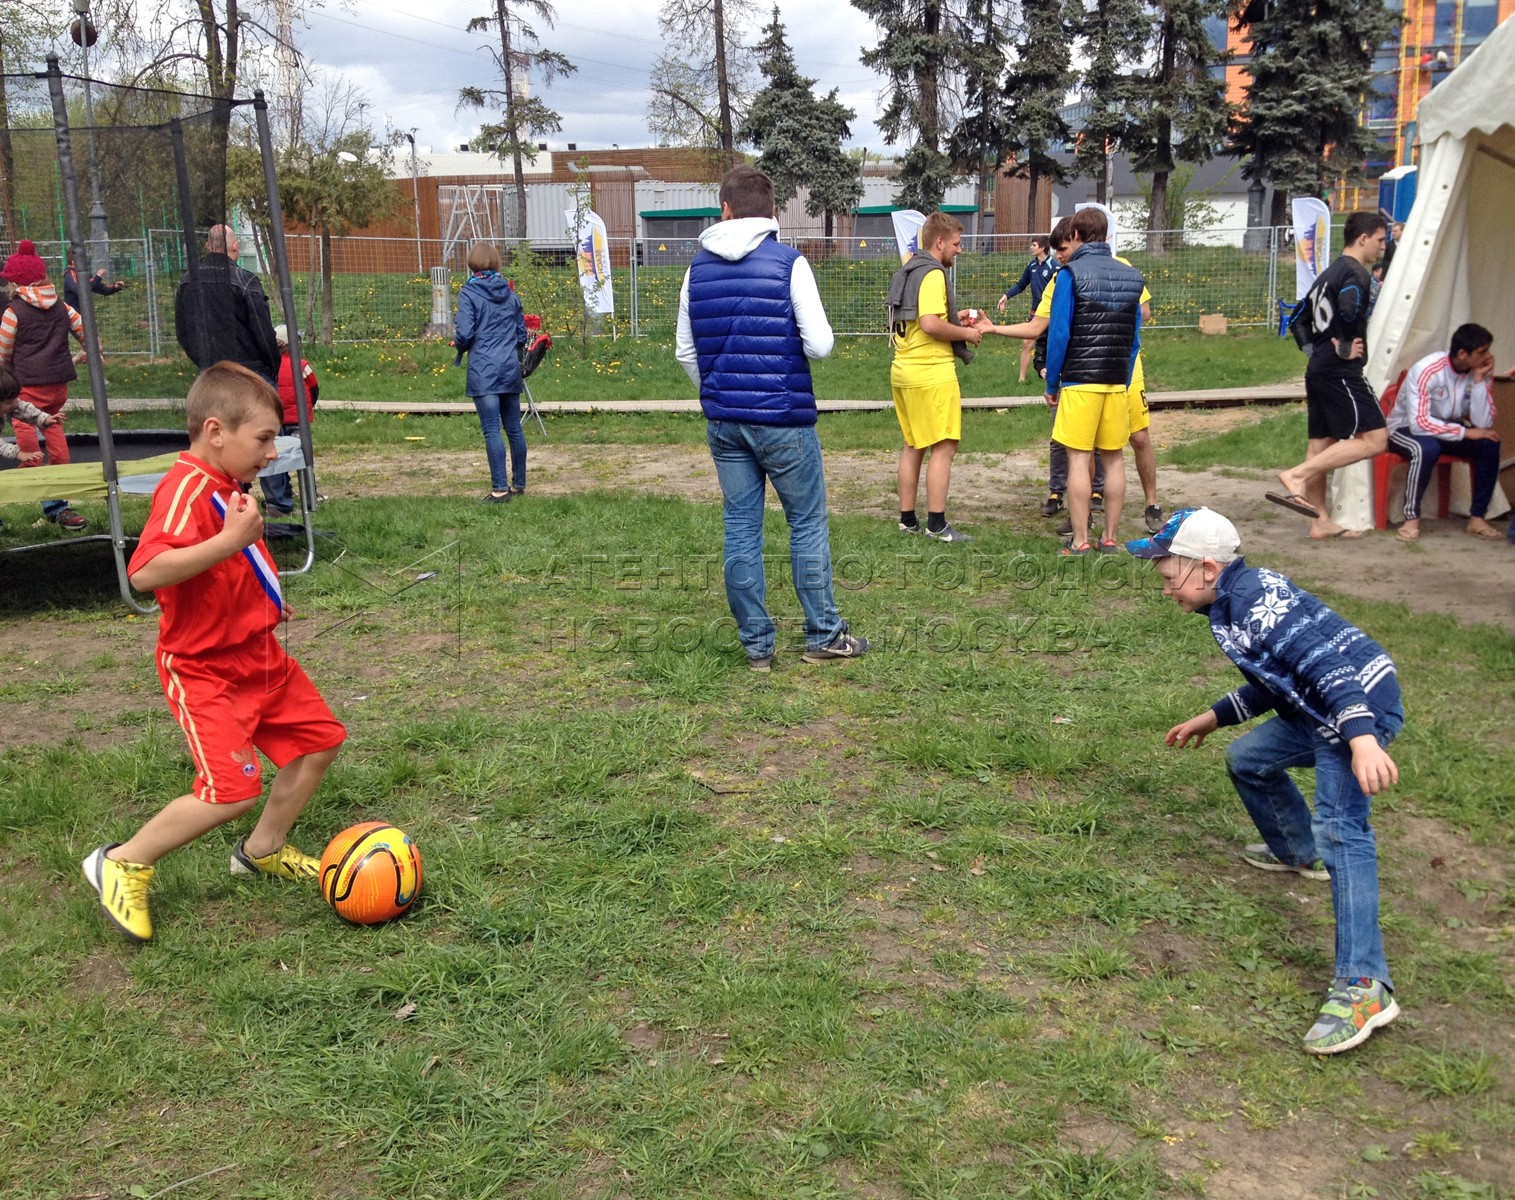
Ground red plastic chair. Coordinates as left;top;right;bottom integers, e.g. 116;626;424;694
1373;371;1452;529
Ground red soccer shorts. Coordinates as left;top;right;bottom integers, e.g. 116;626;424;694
157;645;347;804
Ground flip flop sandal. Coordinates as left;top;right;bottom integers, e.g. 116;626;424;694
1396;526;1420;542
1265;491;1320;519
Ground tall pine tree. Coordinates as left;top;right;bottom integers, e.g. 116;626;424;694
1073;0;1151;204
1229;0;1400;225
946;0;1014;233
1123;0;1231;252
852;0;972;212
742;7;863;236
1001;0;1075;232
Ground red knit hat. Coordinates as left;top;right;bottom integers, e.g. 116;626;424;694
1;240;48;287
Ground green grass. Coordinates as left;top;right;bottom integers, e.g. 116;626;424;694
2;484;1511;1199
1166;406;1308;471
97;330;1303;404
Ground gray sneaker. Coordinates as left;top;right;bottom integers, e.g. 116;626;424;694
802;630;870;663
747;654;773;673
1303;978;1399;1055
897;521;922;534
1243;844;1330;881
924;522;972;544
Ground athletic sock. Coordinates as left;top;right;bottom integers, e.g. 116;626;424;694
899;510;919;529
926;511;947;534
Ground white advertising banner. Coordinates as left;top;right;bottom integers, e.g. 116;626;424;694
890;209;926;263
1292;197;1331;300
565;208;614;315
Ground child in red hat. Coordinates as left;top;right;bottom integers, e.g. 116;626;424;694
0;239;89;531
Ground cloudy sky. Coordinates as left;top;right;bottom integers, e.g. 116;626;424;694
295;0;891;157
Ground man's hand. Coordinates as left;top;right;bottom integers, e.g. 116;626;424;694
1349;734;1398;796
220;491;265;551
1333;336;1366;362
1044;392;1058;408
963;325;984;345
19;450;43;464
1166;710;1219;749
1465;427;1500;441
996;295;1008;312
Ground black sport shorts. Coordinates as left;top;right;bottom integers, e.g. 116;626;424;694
1305;371;1386;442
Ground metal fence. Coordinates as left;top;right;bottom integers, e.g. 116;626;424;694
3;226;1293;355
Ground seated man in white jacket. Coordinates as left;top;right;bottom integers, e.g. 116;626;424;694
1386;323;1502;541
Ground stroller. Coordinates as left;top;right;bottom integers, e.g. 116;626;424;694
520;314;551;435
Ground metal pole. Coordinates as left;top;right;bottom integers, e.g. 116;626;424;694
254;89;317;567
408;129;422;274
71;0;109;264
46;55;149;613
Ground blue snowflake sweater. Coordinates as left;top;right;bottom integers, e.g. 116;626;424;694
1202;558;1400;743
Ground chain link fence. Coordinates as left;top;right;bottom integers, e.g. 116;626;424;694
1;226;1294;355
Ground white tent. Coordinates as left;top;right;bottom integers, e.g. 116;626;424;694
1332;19;1515;528
1368;16;1515;390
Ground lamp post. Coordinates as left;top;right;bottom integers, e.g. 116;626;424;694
70;0;109;265
401;129;422;274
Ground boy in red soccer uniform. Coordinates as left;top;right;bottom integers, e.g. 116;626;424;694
82;362;346;944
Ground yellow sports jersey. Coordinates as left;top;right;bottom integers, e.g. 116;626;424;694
1037;257;1149;391
890;268;957;388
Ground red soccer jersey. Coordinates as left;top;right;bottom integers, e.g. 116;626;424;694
128;452;285;659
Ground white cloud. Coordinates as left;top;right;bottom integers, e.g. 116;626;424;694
296;0;892;154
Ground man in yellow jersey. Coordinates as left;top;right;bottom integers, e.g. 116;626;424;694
991;216;1164;536
886;211;983;543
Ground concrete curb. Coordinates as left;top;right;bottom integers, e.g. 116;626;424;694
72;382;1306;417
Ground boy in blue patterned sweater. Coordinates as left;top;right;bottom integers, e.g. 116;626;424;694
1129;507;1403;1055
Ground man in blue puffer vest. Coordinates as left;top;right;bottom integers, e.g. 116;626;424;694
676;166;869;672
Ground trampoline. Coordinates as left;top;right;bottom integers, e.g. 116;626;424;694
1;59;318;613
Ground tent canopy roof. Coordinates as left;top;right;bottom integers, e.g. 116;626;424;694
1418;17;1515;142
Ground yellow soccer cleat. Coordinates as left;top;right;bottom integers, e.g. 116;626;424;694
82;844;155;944
230;838;320;881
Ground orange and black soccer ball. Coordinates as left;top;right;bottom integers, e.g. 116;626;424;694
319;822;422;925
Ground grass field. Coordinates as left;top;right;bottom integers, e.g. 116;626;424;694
97;329;1303;405
2;405;1512;1198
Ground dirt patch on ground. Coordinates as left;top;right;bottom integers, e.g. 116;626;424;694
318;408;1515;634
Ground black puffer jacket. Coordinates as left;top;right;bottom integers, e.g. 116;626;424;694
1045;243;1144;389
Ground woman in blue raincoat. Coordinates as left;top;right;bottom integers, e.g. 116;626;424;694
454;242;528;502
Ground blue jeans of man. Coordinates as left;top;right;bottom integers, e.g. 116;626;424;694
1224;702;1404;987
258;422;299;514
473;392;526;491
706;420;843;658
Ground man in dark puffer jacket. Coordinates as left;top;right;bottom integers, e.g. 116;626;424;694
1043;207;1145;554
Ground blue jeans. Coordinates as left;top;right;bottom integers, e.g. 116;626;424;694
473;393;526;491
258;422;298;514
706;420;843;658
1224;703;1404;986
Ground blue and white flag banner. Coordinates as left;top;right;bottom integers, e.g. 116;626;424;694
565;208;614;315
890;209;927;264
1292;197;1331;300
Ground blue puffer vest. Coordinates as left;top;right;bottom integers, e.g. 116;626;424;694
688;236;815;427
1059;243;1145;385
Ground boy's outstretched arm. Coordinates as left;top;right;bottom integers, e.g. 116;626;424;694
1349;734;1398;796
1166;709;1219;749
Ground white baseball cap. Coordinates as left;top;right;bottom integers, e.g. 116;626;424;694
274;324;288;347
1126;507;1241;562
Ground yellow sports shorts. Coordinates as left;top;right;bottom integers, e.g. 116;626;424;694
1051;385;1130;452
1127;384;1150;435
892;381;962;448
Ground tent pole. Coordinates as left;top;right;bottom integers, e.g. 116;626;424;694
46;55;152;615
254;91;316;575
